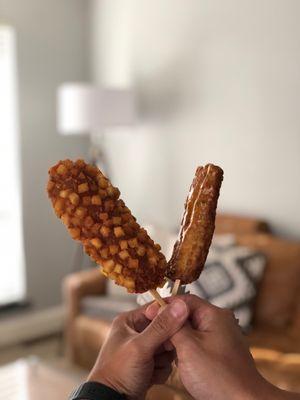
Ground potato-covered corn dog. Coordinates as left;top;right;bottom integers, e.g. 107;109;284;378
47;159;167;293
167;164;223;284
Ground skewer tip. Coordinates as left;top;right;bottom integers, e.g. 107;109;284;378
171;279;181;296
150;289;166;307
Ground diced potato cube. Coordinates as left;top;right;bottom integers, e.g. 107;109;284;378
128;238;138;248
99;177;108;189
114;264;123;274
119;250;130;260
117;275;124;285
59;190;70;199
102;259;115;273
120;240;128;250
57;164;67;175
63;159;73;169
61;213;70;226
114;226;125;238
78;183;89;193
124;278;135;290
107;186;120;198
90;238;102;249
75;159;85;168
109;245;118;255
109;272;118;280
75;207;87;218
86;164;98;176
54;199;64;212
69;227;80;239
69;192;79;206
91;195;102;205
47;180;55;191
100;248;109;259
100;225;110;237
136;245;146;257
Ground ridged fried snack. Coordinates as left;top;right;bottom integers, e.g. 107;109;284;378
47;159;167;293
167;164;223;284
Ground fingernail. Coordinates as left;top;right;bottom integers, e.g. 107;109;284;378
170;299;187;318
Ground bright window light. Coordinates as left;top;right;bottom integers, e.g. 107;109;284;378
0;26;26;306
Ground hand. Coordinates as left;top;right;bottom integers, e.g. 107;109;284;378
87;299;188;399
145;294;293;400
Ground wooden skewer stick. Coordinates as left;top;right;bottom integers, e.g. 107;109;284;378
171;279;181;296
150;289;166;307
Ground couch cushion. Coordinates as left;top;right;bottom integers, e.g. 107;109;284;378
185;243;265;330
80;295;137;321
235;234;300;328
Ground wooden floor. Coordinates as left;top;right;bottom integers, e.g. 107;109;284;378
0;335;87;399
0;335;62;366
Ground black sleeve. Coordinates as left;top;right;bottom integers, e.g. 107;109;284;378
69;381;126;400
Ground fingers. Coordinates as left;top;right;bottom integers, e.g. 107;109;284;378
151;365;173;385
145;294;222;332
164;340;174;351
136;299;189;352
155;350;176;368
113;303;152;334
151;351;175;385
146;294;214;319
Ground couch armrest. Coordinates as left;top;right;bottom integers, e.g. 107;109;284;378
62;268;106;362
215;214;270;235
63;268;106;320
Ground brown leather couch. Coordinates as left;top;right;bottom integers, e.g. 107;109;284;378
63;214;300;397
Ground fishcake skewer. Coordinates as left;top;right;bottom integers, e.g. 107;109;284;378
167;164;223;285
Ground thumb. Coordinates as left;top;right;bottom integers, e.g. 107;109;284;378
137;299;188;352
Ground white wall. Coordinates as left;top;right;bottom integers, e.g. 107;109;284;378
1;0;89;308
90;0;300;239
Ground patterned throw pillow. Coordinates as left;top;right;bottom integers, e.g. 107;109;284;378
187;244;266;330
137;240;266;331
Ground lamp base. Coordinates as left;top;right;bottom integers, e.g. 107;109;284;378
89;131;110;178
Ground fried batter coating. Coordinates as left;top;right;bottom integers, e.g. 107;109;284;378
167;164;223;284
47;159;167;293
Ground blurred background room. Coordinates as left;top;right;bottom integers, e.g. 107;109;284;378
0;0;299;399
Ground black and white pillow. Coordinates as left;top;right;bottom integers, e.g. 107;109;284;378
187;244;266;330
137;240;266;331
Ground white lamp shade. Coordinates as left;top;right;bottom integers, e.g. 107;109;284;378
57;83;135;134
